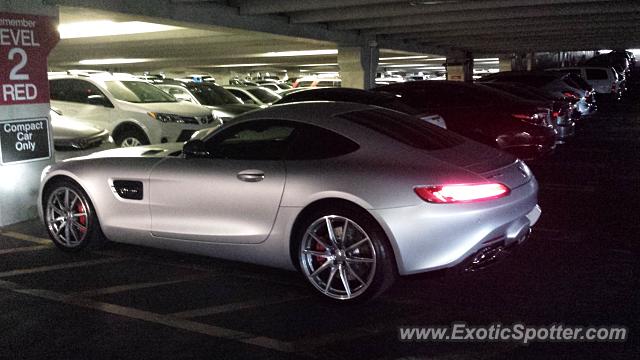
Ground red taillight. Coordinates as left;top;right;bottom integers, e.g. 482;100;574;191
414;183;510;203
563;91;579;101
611;83;617;94
512;110;549;127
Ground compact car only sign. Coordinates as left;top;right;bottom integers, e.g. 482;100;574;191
0;12;58;164
0;118;49;163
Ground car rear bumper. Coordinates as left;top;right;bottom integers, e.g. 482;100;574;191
371;179;541;276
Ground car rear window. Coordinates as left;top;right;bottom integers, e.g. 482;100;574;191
338;108;465;150
586;69;608;80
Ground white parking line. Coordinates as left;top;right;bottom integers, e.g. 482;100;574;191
171;296;309;318
0;258;126;278
0;231;51;245
0;244;52;255
0;278;294;353
70;274;213;298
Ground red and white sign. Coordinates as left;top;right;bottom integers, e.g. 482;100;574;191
0;12;59;105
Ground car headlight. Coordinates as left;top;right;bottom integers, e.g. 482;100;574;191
148;112;188;123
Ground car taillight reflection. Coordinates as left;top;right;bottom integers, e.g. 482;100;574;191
414;183;511;203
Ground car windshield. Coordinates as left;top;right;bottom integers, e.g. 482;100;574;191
339;108;465;150
247;88;281;103
188;84;243;106
105;81;177;103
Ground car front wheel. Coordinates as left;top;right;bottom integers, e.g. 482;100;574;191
298;206;396;302
44;180;106;252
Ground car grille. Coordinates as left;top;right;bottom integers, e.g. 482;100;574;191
177;114;216;125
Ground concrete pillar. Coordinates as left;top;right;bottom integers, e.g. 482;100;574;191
526;52;536;71
499;55;514;72
337;40;379;89
446;51;473;82
0;1;59;226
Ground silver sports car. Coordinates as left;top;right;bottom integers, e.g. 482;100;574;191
39;102;541;302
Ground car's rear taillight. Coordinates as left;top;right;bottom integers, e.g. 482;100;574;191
563;91;579;102
414;183;510;203
512;109;551;127
611;82;617;94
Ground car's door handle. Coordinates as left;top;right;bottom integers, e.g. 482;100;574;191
237;170;265;182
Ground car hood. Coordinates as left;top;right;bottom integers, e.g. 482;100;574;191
116;100;213;116
207;104;260;117
51;113;105;140
76;142;185;159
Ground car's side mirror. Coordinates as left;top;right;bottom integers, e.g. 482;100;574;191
87;94;113;108
183;139;210;158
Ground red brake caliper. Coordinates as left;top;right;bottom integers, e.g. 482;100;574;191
75;202;87;233
314;238;327;265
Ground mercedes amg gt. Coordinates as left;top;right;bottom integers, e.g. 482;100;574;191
39;102;541;302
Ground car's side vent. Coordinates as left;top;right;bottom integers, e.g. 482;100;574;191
113;180;143;200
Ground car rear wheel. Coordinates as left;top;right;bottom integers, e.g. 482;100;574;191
298;206;396;303
115;128;149;147
44;180;106;252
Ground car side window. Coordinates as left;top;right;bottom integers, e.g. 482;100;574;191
228;89;253;103
287;124;359;160
205;120;296;160
50;79;107;104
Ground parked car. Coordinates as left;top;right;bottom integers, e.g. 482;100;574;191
546;66;623;102
255;81;293;93
49;72;216;147
374;81;556;160
39;102;541;302
584;53;630;78
155;80;259;123
480;82;575;141
175;74;216;83
478;71;596;118
229;78;259;87
50;108;114;161
274;87;447;128
292;77;342;88
223;86;282;106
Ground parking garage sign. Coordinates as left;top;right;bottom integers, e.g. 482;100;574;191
0;12;58;105
0;118;50;164
0;12;58;164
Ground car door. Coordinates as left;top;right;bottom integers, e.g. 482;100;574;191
149;120;294;244
49;79;116;132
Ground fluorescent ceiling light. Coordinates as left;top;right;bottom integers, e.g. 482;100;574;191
379;56;445;61
298;63;338;67
79;58;152;65
209;63;272;68
59;21;182;39
417;66;447;70
384;63;436;68
257;49;338;57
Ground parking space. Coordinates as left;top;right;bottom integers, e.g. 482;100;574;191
1;85;638;359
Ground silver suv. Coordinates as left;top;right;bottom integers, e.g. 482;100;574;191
49;72;217;147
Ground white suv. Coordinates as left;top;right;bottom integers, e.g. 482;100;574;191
49;72;218;147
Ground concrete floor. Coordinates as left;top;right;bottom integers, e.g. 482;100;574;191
1;86;638;359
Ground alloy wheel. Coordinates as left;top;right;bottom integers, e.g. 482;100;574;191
300;215;377;300
45;187;89;248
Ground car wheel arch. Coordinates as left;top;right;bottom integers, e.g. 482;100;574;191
288;197;399;276
112;122;149;144
42;174;103;226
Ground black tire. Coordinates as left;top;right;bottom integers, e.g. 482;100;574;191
296;204;396;303
43;179;107;252
114;128;150;147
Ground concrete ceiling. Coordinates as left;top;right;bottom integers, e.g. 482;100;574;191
46;0;637;75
